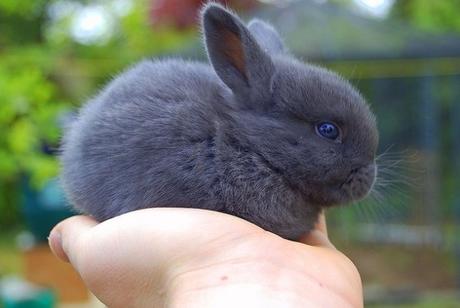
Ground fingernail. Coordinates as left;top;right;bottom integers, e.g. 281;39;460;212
48;231;69;262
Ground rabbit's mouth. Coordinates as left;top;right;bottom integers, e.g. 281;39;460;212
307;163;376;207
339;163;376;203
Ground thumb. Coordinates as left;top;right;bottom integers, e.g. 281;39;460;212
48;215;98;266
298;212;335;249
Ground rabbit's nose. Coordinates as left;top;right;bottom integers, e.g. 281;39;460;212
342;163;376;201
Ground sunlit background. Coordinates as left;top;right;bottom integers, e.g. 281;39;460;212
1;0;460;307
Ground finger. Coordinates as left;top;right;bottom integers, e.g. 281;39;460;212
48;215;98;264
314;212;328;236
298;229;335;249
298;212;335;248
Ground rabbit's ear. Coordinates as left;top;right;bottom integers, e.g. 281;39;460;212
248;19;287;56
202;4;274;106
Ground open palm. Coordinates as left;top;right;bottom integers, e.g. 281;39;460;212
49;208;362;307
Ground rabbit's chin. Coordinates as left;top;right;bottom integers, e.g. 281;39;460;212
307;163;376;207
311;185;371;208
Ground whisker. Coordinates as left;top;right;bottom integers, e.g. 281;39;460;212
348;148;421;225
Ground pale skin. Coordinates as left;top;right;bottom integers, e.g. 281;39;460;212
48;208;363;308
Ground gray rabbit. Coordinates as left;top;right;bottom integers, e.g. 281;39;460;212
60;3;378;240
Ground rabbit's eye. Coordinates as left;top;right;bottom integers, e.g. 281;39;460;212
316;122;339;140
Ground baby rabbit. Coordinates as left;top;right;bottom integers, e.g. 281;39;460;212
60;3;378;240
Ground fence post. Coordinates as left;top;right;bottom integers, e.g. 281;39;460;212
452;75;460;288
420;73;440;229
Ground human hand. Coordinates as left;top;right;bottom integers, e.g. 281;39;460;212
48;209;362;307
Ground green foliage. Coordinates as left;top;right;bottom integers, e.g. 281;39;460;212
1;49;63;182
0;0;193;227
0;0;50;46
391;0;460;33
0;46;64;226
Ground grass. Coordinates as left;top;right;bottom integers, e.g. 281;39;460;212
369;293;460;307
0;228;23;277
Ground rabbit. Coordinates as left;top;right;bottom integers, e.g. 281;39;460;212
60;3;378;240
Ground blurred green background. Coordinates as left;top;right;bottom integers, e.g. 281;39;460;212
1;0;459;307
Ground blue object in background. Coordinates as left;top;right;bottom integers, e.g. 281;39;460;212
1;277;56;308
21;177;76;243
2;289;55;308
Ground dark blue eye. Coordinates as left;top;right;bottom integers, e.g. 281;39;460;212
316;122;340;140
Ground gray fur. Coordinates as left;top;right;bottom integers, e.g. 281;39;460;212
60;3;378;240
248;19;287;56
